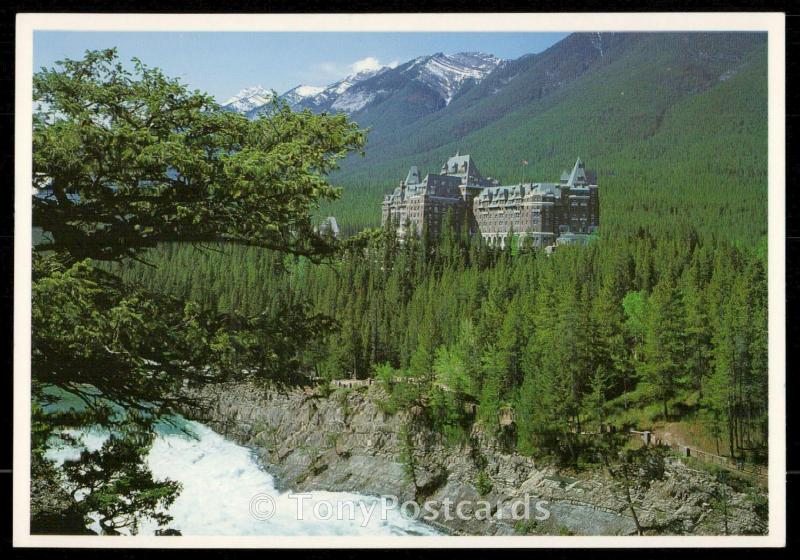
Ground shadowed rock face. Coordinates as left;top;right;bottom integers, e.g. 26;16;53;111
185;382;767;536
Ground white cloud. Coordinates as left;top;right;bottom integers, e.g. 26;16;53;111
349;56;383;74
312;56;395;82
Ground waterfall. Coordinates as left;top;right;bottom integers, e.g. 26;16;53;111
46;418;438;536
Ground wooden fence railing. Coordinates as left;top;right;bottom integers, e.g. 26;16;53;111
329;378;375;389
319;377;768;481
625;429;768;481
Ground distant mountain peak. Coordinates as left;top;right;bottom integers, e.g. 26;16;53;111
281;84;326;108
223;50;504;117
413;51;504;105
293;85;326;97
222;86;273;113
333;65;390;94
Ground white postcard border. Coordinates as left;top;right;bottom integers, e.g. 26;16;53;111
13;11;787;548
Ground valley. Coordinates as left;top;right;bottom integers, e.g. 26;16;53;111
28;30;773;539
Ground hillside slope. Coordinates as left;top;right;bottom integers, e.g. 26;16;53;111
324;32;767;242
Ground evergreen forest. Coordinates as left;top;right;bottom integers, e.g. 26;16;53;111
105;32;770;467
110;215;768;466
30;32;770;535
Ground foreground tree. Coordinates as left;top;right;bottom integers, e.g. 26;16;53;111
60;430;181;535
33;49;364;262
31;48;365;532
596;435;668;535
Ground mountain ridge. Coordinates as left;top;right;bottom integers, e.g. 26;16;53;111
220;33;767;241
221;85;273;114
322;32;768;238
222;51;504;119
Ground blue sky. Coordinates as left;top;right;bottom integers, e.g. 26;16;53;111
33;32;567;102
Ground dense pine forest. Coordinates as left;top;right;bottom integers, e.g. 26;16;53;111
102;33;769;469
109;219;767;466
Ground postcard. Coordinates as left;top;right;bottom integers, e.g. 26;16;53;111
13;11;786;548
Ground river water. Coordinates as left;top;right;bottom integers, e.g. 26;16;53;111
45;418;439;536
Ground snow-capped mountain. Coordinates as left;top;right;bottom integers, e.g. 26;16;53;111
221;86;273;114
323;51;504;116
280;85;326;109
325;52;503;114
319;51;503;119
222;51;503;120
331;67;391;96
288;66;391;114
408;52;504;105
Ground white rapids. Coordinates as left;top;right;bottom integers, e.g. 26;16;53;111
46;418;439;536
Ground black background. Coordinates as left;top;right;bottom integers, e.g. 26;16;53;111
0;1;797;557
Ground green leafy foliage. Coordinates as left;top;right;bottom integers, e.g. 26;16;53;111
475;470;493;496
31;48;366;533
34;49;365;263
60;430;181;535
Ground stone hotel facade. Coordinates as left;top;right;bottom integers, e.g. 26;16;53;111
381;153;599;248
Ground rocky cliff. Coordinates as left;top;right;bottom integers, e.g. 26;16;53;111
185;382;767;536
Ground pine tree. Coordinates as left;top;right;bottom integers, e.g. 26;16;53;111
639;274;686;420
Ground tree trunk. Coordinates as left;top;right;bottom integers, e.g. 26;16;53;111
727;408;736;459
623;376;629;410
722;485;729;535
623;474;643;535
